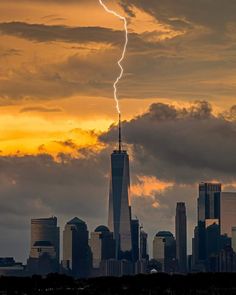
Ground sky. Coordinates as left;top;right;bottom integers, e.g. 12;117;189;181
1;0;236;262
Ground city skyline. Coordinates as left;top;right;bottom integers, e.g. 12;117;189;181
1;0;236;267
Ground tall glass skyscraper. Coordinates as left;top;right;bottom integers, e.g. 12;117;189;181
197;182;221;261
108;117;132;260
175;202;187;273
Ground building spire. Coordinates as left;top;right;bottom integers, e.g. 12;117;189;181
119;113;122;152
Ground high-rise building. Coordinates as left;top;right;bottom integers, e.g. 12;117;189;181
153;231;176;272
197;183;221;262
198;183;221;222
175;202;187;273
205;219;220;258
89;225;115;269
27;241;57;275
108;117;132;260
140;230;148;260
218;245;236;272
30;217;60;268
220;192;236;237
62;217;90;278
232;227;236;253
131;219;139;262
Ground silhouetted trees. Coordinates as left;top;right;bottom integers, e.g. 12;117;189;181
0;273;236;294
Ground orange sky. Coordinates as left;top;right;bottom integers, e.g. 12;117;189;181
0;0;236;156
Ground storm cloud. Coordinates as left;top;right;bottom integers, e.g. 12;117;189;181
101;101;236;183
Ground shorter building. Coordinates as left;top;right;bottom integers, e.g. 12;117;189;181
220;192;236;237
100;259;121;277
30;217;60;268
135;259;148;275
218;246;236;272
153;231;176;273
140;230;149;260
62;217;91;278
99;259;134;277
232;227;236;253
89;225;115;269
131;219;139;262
0;258;26;277
27;241;58;275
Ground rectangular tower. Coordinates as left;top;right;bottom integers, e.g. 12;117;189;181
108;149;132;260
175;202;187;273
196;182;221;263
30;217;60;266
220;192;236;237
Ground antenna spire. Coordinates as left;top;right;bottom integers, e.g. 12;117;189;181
119;113;122;152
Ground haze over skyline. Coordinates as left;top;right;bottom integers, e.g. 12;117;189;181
1;0;236;262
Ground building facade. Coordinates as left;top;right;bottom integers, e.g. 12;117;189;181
153;231;176;272
62;217;90;278
108;149;132;260
175;202;187;273
140;230;148;260
220;192;236;237
30;217;60;272
89;225;115;269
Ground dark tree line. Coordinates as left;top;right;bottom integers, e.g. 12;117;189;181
0;273;236;295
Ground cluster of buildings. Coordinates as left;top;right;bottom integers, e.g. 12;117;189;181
0;126;236;277
191;183;236;272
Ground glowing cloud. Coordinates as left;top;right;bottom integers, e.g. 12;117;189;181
98;0;128;114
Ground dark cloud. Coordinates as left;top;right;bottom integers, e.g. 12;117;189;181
101;101;236;184
120;0;236;30
0;151;109;261
20;106;62;113
0;22;125;45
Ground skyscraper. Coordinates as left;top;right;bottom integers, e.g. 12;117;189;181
232;227;236;253
175;202;187;273
153;231;176;272
89;225;115;269
198;182;221;222
220;192;236;237
197;183;221;262
140;230;148;260
30;217;60;267
62;217;90;278
131;219;139;262
108;116;132;260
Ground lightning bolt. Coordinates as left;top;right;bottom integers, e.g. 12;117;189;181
98;0;128;115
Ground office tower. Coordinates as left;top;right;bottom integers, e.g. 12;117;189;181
175;202;187;273
197;183;221;262
232;227;236;253
108;116;132;260
220;192;236;237
191;226;199;270
153;231;176;272
27;241;57;275
30;217;60;267
205;219;220;257
140;230;148;260
62;217;90;278
198;183;221;222
89;225;115;269
218;245;236;272
131;219;139;262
